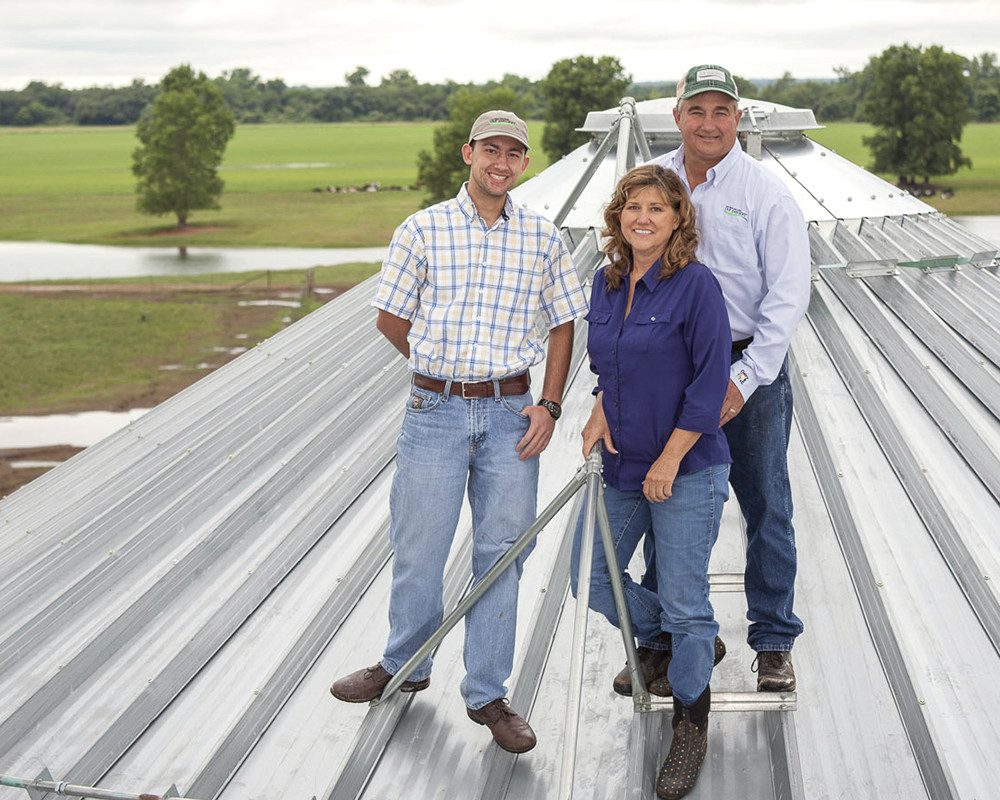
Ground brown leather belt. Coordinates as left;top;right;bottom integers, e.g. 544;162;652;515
732;337;753;354
412;372;530;398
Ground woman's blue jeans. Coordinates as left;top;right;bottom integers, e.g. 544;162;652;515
380;382;538;710
571;464;730;706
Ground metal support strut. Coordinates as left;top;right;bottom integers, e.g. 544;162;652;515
372;447;649;800
0;769;191;800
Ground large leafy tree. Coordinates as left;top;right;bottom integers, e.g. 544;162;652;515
416;86;524;204
132;65;236;227
860;44;971;186
540;55;631;162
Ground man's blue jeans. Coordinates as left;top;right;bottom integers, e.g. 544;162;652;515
380;381;538;710
570;465;730;706
725;355;804;651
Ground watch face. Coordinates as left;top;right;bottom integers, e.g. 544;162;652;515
540;399;561;420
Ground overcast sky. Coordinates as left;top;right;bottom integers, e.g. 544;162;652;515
2;0;997;90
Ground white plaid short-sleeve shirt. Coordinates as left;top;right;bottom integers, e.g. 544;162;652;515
372;184;588;381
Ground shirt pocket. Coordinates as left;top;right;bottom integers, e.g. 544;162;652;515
632;310;673;352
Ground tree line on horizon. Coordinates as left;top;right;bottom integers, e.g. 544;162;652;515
3;50;999;129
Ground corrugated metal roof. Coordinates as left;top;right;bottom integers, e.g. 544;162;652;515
1;97;999;800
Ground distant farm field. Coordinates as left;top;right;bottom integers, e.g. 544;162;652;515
0;120;996;247
0;121;547;247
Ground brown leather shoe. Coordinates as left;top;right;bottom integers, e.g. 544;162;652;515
648;635;728;697
330;663;430;703
613;645;671;696
753;650;796;691
467;698;536;753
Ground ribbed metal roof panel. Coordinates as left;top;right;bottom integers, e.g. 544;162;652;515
1;96;998;800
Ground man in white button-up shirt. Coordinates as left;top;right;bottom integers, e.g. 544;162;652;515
651;65;811;697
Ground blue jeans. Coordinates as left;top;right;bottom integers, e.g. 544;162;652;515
725;355;804;651
570;465;730;706
380;381;538;710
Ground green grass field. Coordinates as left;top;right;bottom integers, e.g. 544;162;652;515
0;121;551;247
807;122;1000;216
0;120;996;248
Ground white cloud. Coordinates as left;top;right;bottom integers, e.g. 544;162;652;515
1;0;997;89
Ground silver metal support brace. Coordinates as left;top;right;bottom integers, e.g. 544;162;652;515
560;448;649;799
595;482;650;712
553;117;621;228
615;99;636;183
558;450;603;800
629;102;654;164
372;467;589;704
745;105;763;160
614;96;653;180
0;772;195;800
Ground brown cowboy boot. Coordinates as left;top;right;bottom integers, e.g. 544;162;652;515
655;685;711;799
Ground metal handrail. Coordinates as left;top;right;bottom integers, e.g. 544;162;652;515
0;772;190;800
371;446;649;800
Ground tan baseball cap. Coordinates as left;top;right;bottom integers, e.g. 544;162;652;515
468;110;530;150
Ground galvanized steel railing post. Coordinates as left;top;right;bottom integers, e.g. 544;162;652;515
615;101;635;183
558;449;603;800
595;482;651;712
560;448;649;800
371;446;647;800
372;467;589;705
0;770;190;800
553;117;621;228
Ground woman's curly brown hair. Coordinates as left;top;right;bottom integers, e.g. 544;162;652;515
601;164;699;291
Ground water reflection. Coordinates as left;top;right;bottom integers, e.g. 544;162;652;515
0;242;388;283
1;409;150;449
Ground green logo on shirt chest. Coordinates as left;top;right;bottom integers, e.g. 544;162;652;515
724;205;749;222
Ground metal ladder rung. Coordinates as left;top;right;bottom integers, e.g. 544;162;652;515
648;691;797;712
708;572;745;592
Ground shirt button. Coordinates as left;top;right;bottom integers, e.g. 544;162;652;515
650;316;656;321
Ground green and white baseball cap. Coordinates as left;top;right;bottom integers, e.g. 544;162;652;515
677;65;740;102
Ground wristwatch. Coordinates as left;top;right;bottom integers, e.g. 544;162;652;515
539;399;562;420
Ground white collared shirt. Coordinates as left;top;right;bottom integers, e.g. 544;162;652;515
651;142;811;399
373;184;588;381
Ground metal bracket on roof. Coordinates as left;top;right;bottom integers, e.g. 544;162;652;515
897;259;961;273
553;96;656;227
846;259;898;278
744;105;763;160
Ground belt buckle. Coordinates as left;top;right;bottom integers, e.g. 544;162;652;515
461;381;474;399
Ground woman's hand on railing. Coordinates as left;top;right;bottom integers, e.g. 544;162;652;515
581;393;617;460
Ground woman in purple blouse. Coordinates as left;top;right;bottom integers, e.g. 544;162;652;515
571;164;731;799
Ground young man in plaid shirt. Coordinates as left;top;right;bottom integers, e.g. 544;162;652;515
331;111;588;753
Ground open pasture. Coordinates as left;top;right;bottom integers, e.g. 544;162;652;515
0;120;995;246
0;121;551;246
